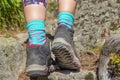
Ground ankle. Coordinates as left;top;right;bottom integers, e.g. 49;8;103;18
27;40;49;48
58;12;74;29
27;20;46;45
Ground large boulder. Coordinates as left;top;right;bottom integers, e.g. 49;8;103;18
26;70;96;80
74;0;120;50
98;34;120;80
48;70;96;80
0;37;26;80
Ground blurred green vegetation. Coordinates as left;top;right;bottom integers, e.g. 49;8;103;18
110;53;120;77
110;54;120;66
0;0;57;31
0;0;25;31
47;1;58;12
85;72;94;80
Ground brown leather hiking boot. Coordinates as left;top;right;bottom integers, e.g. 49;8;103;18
52;25;80;70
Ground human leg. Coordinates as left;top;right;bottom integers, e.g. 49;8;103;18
23;0;51;76
23;0;46;45
52;0;80;70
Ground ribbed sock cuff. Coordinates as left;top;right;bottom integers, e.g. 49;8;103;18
58;12;74;29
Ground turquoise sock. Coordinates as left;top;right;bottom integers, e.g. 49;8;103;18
58;12;74;29
27;20;46;45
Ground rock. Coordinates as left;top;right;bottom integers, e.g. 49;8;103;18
98;34;120;80
48;70;96;80
29;70;96;80
15;33;28;44
0;37;26;80
74;0;120;50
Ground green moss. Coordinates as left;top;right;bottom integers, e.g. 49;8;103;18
89;44;103;53
85;72;94;80
109;53;120;77
110;53;120;66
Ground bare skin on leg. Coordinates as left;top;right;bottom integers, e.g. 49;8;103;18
59;0;77;14
24;4;46;22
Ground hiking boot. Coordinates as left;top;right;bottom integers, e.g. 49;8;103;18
52;25;80;70
26;41;51;77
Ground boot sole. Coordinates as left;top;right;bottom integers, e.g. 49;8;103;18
52;38;80;70
26;64;48;77
27;70;48;77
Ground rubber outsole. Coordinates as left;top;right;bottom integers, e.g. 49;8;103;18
52;42;80;70
27;70;48;77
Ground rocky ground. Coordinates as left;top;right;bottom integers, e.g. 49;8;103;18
0;33;120;80
15;33;98;80
0;0;120;80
